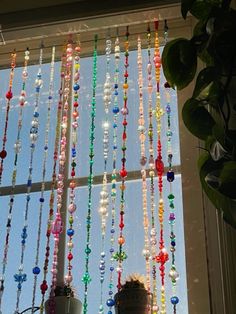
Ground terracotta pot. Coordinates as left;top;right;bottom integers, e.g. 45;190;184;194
114;288;152;314
44;296;82;314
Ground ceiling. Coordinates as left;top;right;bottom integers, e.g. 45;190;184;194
0;0;180;29
0;0;81;14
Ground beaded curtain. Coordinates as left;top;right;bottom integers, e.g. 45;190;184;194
0;23;187;314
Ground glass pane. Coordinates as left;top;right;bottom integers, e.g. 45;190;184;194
70;174;188;313
0;191;53;313
0;60;61;187
76;46;180;178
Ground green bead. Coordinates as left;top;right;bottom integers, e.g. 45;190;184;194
69;216;73;224
85;246;91;254
168;194;175;200
71;161;76;167
82;272;92;284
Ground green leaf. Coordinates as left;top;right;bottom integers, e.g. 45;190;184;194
192;67;216;98
181;0;196;19
219;161;236;198
182;98;216;140
162;38;197;90
198;153;236;229
190;1;217;20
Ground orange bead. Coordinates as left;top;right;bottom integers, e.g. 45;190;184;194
123;83;128;89
118;236;125;245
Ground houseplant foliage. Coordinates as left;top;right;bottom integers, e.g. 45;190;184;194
162;0;236;228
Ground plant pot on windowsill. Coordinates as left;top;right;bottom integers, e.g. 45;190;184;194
44;285;82;314
114;274;152;314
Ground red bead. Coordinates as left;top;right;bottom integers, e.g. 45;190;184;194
120;169;127;178
122;132;127;140
71;170;75;177
119;222;124;229
6;91;13;100
40;281;48;294
0;150;7;159
155;158;164;175
74;102;79;107
123;120;127;126
68;253;73;261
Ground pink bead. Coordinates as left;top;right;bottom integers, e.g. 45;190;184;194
68;203;76;213
65;274;73;283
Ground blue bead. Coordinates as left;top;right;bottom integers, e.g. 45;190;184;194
39;197;44;203
108;311;112;314
171;241;176;246
166;104;171;113
112;107;119;114
106;299;115;307
27;195;30;201
110;266;114;271
27;180;32;187
48;96;52;99
113;123;117;128
114;84;118;89
36;87;40;92
109;291;113;295
110;248;114;253
44;145;48;150
171;296;179;305
32;266;40;275
21;240;26;244
73;84;80;91
111;228;115;233
34;112;39;117
167;171;175;182
67;228;74;236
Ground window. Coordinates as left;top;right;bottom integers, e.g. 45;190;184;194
0;4;211;314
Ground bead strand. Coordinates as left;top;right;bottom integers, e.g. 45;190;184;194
0;51;17;185
39;50;66;313
82;34;98;314
137;36;151;296
0;49;29;314
31;47;55;314
163;21;180;313
146;25;159;314
153;21;169;314
98;37;112;314
106;36;120;314
49;42;73;314
13;47;43;314
65;42;81;291
114;27;129;291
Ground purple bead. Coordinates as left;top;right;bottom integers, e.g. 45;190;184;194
166;104;171;113
121;107;129;115
169;213;175;221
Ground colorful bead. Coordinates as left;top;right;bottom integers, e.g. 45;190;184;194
13;47;43;314
0;49;29;313
116;26;129;291
137;35;151;296
83;35;98;314
49;42;73;314
31;47;55;312
154;21;168;314
0;51;16;185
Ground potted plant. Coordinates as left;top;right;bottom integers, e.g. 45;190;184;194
162;0;236;228
44;284;82;314
114;273;152;314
